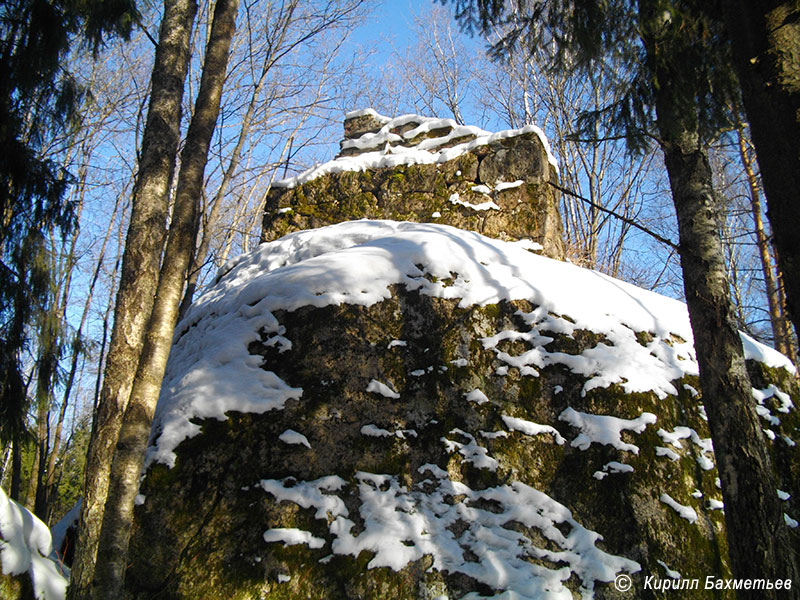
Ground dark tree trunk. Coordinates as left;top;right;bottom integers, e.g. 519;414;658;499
92;0;239;596
735;124;795;361
661;136;798;595
26;402;46;512
66;0;198;596
42;335;81;525
640;0;800;591
31;410;49;516
721;0;800;341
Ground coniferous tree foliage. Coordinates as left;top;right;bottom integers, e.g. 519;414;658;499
445;0;740;150
0;0;137;496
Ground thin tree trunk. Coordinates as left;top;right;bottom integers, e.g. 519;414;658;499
10;436;22;501
775;267;797;366
721;0;800;342
641;0;799;591
30;297;62;516
0;444;10;486
92;0;239;596
43;193;124;525
663;137;797;594
93;206;128;417
177;66;265;316
25;404;46;511
66;0;198;595
32;164;89;521
178;0;299;317
734;122;795;360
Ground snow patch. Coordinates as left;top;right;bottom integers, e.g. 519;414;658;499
442;429;499;471
559;408;656;454
263;528;325;549
449;192;500;212
659;493;698;524
464;389;490;405
656;426;714;470
655;446;680;461
279;429;311;449
741;333;796;373
361;424;417;439
344;107;392;121
260;476;348;520
495;180;524;191
366;379;400;399
0;487;68;600
502;415;566;445
656;559;681;579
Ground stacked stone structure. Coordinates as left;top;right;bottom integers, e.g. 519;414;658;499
262;109;565;260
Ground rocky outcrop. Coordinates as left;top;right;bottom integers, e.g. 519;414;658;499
261;110;565;260
126;221;799;599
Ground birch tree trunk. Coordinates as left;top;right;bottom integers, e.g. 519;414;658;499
92;0;239;595
66;0;198;595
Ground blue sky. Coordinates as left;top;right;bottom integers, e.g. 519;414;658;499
350;1;423;52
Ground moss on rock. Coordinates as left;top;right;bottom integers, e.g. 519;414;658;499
126;283;800;599
260;119;566;260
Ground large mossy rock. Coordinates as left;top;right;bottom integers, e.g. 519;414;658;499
262;110;565;260
127;221;799;599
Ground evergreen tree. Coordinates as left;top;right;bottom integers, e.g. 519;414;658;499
442;0;799;593
0;0;136;500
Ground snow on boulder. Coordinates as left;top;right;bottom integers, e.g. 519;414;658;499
0;488;68;600
127;220;799;600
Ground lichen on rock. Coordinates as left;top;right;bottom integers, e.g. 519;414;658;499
126;220;799;599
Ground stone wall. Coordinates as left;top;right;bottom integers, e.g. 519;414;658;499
261;110;566;260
